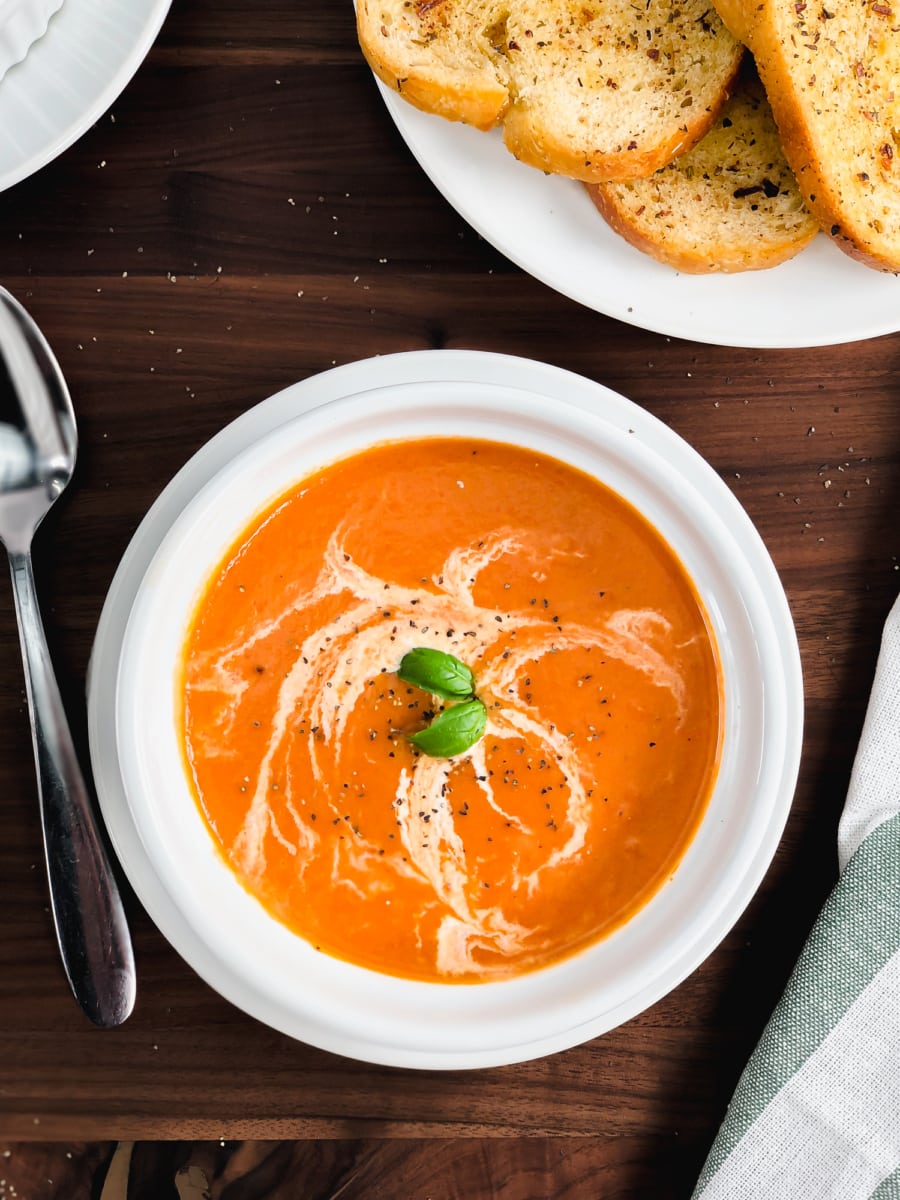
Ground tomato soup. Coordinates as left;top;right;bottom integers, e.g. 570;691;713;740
180;437;722;982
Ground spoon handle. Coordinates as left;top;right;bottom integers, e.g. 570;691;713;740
8;548;136;1027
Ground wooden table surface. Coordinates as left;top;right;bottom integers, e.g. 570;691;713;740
0;1;898;1195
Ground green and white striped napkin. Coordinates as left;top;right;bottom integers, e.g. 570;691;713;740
694;593;900;1200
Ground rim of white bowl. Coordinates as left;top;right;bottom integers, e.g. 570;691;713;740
91;351;803;1068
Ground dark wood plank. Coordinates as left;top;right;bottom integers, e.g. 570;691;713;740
0;1138;712;1200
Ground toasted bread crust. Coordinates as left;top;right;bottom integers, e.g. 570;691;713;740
588;70;818;272
714;0;900;271
501;85;738;182
357;0;509;131
357;0;745;183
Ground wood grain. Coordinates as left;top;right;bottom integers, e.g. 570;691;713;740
0;1139;708;1199
0;0;897;1194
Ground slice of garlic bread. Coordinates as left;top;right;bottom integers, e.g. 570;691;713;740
587;68;818;272
713;0;900;271
357;0;745;183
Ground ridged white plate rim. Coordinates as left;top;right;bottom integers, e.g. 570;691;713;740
0;0;64;85
0;0;171;191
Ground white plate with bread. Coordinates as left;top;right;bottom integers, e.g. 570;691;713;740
359;0;900;348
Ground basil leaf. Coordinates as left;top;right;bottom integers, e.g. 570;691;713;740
408;698;487;758
397;647;475;700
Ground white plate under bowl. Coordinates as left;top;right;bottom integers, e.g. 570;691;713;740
88;350;803;1069
375;81;900;349
0;0;171;192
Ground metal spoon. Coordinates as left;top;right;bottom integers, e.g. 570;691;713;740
0;286;135;1027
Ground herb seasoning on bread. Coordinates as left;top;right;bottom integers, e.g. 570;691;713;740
713;0;900;271
587;67;818;272
357;0;745;182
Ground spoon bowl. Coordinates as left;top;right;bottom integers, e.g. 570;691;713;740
0;285;135;1027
